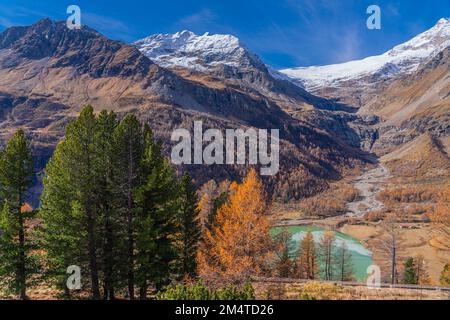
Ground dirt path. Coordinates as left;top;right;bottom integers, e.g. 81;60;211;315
346;164;391;217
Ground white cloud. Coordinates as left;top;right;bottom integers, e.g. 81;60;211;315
331;27;361;63
0;16;14;28
82;12;134;41
176;9;217;27
0;4;47;28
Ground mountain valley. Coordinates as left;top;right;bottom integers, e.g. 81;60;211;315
0;11;449;299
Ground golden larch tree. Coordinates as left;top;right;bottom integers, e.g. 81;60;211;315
197;168;273;287
197;192;213;231
318;231;336;281
297;231;318;280
430;185;450;250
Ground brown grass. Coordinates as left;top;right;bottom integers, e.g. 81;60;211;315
377;185;441;204
253;280;450;300
299;183;359;218
340;223;450;284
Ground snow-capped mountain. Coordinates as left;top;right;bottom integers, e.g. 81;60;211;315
134;30;263;72
279;18;450;91
134;29;343;112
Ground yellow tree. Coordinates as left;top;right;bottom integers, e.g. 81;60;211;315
414;254;431;285
297;231;318;280
430;185;450;250
197;192;213;231
274;227;294;278
198;169;273;287
318;231;336;281
440;261;450;286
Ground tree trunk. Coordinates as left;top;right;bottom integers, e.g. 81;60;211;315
126;141;135;300
325;245;332;281
139;283;147;300
311;248;317;280
183;226;189;277
391;242;397;285
127;210;134;300
103;213;115;300
63;281;71;300
17;206;26;300
87;207;100;299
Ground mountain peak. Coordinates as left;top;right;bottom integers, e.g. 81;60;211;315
436;17;450;25
134;30;260;72
34;17;54;26
173;30;196;38
0;18;154;78
280;17;450;90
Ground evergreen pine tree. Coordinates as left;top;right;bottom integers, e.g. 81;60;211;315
112;114;144;299
0;130;35;299
40;106;101;299
403;257;417;284
40;142;83;297
95;110;120;299
175;173;201;280
134;127;178;298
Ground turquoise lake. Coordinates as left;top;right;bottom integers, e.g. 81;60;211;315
271;226;373;281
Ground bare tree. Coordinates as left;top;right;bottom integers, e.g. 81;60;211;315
415;254;430;285
274;227;294;278
335;243;354;281
318;231;336;281
430;189;450;251
375;214;404;284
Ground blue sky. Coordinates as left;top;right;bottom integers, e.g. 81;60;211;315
0;0;449;68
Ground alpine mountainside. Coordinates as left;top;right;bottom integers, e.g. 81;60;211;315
363;45;450;155
0;19;368;206
279;18;450;188
135;30;369;150
280;18;449;155
134;30;355;113
280;18;450;106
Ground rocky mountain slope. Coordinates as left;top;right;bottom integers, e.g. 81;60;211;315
135;30;356;114
279;18;449;164
135;29;372;151
0;19;369;206
365;46;450;155
381;133;450;182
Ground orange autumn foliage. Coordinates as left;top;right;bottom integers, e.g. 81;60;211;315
377;185;442;204
197;169;273;287
197;192;213;230
430;185;450;239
